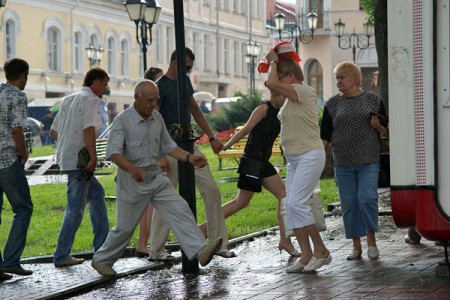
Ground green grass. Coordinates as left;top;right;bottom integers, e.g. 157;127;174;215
0;144;338;258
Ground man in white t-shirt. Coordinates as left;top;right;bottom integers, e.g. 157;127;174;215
50;68;110;268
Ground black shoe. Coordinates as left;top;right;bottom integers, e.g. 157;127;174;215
1;266;32;276
0;271;13;281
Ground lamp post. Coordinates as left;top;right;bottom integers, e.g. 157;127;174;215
245;40;261;93
274;11;318;53
0;0;7;8
85;44;104;67
124;0;161;74
334;18;374;63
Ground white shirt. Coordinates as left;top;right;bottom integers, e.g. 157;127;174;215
51;87;101;170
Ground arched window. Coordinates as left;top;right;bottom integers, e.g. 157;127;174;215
306;59;323;102
5;20;16;59
47;27;61;71
120;39;129;78
74;32;83;73
107;37;116;76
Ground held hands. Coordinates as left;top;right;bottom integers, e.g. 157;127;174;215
188;154;208;168
210;139;223;154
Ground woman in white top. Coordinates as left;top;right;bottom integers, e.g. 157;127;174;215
265;50;332;273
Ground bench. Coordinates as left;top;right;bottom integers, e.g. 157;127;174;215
95;138;113;169
217;126;285;170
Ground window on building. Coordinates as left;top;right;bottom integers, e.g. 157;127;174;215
204;34;210;70
120;39;129;78
5;20;16;60
224;39;230;74
166;27;174;64
241;0;247;15
74;32;82;73
193;32;200;69
309;0;324;29
155;25;163;63
233;41;239;76
306;59;323;103
47;27;61;71
241;43;247;76
233;0;239;13
107;37;116;77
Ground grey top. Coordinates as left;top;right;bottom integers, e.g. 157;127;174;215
106;105;177;168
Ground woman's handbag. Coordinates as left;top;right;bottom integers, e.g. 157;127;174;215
281;193;327;237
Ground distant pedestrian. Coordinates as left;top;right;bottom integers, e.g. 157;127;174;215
320;61;388;261
50;67;110;268
0;58;34;279
40;110;54;145
199;100;210;113
91;80;222;276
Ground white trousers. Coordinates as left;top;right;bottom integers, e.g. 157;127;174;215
285;148;325;230
149;145;228;257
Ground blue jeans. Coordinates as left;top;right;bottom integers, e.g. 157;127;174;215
334;163;379;239
53;170;109;264
0;160;33;269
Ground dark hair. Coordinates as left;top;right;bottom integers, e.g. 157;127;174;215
170;47;195;62
144;67;163;81
83;67;109;87
4;58;29;81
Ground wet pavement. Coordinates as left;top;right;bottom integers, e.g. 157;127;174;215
2;190;450;299
2;214;450;299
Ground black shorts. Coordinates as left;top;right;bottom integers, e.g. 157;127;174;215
237;161;278;193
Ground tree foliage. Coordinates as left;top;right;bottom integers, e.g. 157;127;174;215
208;92;263;132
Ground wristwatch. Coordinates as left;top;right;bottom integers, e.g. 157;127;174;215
209;136;217;142
269;60;278;65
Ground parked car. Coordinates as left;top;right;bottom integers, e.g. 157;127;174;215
25;117;43;153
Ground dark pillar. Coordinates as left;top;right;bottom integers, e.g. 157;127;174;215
173;1;199;273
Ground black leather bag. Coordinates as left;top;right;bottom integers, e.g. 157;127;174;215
378;152;390;188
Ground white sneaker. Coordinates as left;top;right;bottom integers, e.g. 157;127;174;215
197;237;223;266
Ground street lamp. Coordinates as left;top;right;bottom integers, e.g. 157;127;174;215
334;18;374;63
0;0;7;8
245;40;261;93
274;11;318;53
85;44;104;67
124;0;162;74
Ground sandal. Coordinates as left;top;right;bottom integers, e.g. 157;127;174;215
216;249;237;258
148;252;176;262
278;244;301;257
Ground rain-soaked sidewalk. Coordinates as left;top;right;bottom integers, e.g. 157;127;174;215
2;211;450;299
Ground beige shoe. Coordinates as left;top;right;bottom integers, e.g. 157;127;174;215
346;249;362;260
367;246;379;260
286;261;306;273
197;237;223;266
91;260;117;276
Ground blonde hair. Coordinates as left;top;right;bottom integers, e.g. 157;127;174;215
334;61;362;87
277;60;304;82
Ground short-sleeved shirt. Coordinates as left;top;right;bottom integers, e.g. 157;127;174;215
105;106;177;168
278;84;323;156
156;75;194;130
320;91;384;166
0;83;28;169
51;87;102;170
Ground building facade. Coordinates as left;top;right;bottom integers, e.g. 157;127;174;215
0;0;268;119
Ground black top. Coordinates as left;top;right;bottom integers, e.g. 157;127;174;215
243;101;281;161
320;91;387;166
